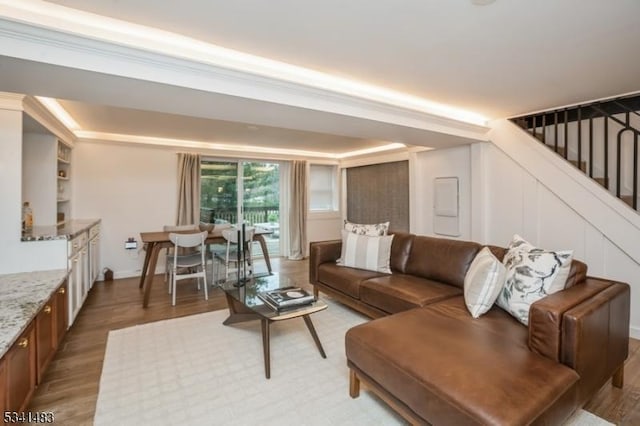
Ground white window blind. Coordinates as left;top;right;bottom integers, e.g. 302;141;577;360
309;164;337;211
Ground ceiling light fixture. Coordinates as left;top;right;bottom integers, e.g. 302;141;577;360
471;0;496;5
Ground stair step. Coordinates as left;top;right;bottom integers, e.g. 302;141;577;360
544;144;567;157
593;177;609;187
534;132;544;142
621;195;636;208
569;160;587;172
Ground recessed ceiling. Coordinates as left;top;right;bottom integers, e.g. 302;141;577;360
44;0;640;118
2;1;639;156
58;99;389;154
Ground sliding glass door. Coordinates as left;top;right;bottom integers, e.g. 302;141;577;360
201;161;238;223
201;160;280;255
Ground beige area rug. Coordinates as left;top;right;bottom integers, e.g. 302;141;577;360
94;300;613;426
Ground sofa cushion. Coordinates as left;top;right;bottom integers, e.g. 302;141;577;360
389;232;414;274
496;235;573;325
346;302;579;425
360;274;461;314
425;296;529;346
464;247;507;318
317;263;385;299
405;236;481;288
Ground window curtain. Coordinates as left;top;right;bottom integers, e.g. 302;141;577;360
176;153;201;225
288;160;308;260
279;162;291;257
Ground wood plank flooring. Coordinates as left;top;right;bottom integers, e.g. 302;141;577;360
27;259;639;425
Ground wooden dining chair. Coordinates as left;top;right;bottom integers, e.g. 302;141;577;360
167;231;208;306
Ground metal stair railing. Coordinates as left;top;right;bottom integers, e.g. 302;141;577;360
511;93;640;211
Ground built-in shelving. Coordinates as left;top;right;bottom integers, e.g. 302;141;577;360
56;141;71;224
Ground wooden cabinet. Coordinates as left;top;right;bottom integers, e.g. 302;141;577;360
0;358;6;415
5;323;37;412
2;281;67;411
54;282;68;346
35;305;54;384
35;281;68;383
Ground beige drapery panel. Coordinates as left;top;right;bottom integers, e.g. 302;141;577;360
176;153;201;225
288;160;308;260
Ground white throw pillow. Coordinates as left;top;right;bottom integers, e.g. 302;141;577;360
337;230;394;273
344;220;390;236
496;235;573;325
464;247;507;318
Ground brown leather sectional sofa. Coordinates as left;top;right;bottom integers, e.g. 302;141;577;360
309;232;630;425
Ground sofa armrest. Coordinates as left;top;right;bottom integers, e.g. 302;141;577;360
528;278;610;361
561;280;630;405
309;240;342;285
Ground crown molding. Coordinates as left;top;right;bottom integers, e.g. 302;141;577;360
0;91;75;142
22;96;76;145
0;92;26;110
74;130;405;161
0;11;489;142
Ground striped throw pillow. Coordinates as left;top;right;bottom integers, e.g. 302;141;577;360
337;230;394;273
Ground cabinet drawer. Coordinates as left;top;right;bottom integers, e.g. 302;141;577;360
89;223;100;238
68;232;87;256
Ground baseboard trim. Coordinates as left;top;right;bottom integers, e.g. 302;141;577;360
97;267;164;282
630;325;640;340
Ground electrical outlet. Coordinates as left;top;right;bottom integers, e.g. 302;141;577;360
125;237;137;250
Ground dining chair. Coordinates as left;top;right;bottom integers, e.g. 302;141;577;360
167;231;209;306
213;227;255;283
163;224;199;290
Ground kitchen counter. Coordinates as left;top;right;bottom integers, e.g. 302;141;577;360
0;269;69;358
21;218;101;242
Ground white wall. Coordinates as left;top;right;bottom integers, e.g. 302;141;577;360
307;212;342;245
73;140;178;278
485;120;640;338
0;107;67;274
410;145;472;239
22;132;57;225
392;120;639;338
73;139;343;275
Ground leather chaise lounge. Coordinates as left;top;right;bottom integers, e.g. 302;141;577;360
309;232;630;425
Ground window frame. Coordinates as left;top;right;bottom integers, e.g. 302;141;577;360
308;163;340;217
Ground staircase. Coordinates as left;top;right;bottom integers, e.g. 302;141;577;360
511;93;640;212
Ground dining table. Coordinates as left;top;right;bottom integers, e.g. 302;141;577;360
138;227;273;307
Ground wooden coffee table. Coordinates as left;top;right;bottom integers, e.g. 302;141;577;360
220;273;327;378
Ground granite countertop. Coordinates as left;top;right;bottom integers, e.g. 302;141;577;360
0;270;69;359
21;218;101;242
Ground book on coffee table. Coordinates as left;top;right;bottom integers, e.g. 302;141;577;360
258;286;315;310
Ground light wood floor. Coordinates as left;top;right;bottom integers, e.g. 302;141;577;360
28;258;639;425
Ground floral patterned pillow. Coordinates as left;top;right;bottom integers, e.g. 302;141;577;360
344;220;389;236
496;235;573;325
